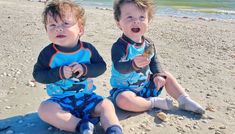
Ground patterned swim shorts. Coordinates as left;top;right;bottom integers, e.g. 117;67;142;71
110;79;163;103
48;92;103;125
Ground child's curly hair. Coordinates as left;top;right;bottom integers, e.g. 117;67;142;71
42;0;85;29
113;0;155;21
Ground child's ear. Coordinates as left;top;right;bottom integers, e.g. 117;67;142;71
78;25;84;36
116;21;122;30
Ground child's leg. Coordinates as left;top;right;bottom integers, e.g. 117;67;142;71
147;97;174;110
116;91;152;112
164;71;205;114
93;99;122;133
177;94;205;114
38;101;80;132
163;71;186;99
116;91;173;112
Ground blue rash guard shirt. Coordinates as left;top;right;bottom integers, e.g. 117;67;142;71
110;34;164;91
33;41;106;98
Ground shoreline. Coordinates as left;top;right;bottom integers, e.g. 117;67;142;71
30;0;235;21
92;6;235;23
78;2;235;21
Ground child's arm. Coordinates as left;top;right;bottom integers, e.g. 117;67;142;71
33;46;66;84
112;43;140;74
149;54;163;74
149;45;166;75
149;45;167;83
33;57;64;84
148;46;167;89
79;43;106;78
133;55;150;69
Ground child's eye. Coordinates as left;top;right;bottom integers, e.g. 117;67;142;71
49;24;56;27
63;22;69;26
63;21;73;28
140;16;146;21
64;22;70;25
127;16;133;19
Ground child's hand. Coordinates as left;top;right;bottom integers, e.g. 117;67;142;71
69;62;84;78
133;55;150;68
154;76;166;90
63;66;73;79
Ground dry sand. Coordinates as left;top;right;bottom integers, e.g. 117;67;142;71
0;0;235;134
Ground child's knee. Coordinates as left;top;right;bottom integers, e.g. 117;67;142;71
38;102;48;117
163;71;174;81
163;71;170;77
98;99;115;111
102;99;114;107
38;103;49;120
116;92;134;107
38;101;59;120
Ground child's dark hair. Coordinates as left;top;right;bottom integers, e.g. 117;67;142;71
42;0;85;29
113;0;155;21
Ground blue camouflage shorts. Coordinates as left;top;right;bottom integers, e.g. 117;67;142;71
110;79;163;104
47;92;103;125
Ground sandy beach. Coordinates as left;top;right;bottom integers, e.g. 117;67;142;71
0;0;235;134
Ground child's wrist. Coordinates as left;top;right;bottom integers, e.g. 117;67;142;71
153;73;167;79
80;64;87;76
132;60;142;70
60;66;66;79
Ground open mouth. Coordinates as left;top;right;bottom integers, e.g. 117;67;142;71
131;28;140;33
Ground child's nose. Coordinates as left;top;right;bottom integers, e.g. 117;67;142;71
132;18;141;24
133;18;139;23
56;25;63;31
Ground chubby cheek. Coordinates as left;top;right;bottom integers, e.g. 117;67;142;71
68;31;80;39
141;23;148;33
122;24;132;33
47;31;56;42
142;26;148;34
47;31;52;39
48;35;54;42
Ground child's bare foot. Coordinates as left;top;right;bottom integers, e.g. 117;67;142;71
177;95;205;114
148;97;174;110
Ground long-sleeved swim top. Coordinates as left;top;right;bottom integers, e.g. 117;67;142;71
110;34;164;91
33;40;106;98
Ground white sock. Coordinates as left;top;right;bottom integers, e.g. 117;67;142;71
148;97;174;110
177;95;205;114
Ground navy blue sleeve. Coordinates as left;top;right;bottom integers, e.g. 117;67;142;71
33;44;63;84
149;45;163;74
111;40;137;74
81;43;106;78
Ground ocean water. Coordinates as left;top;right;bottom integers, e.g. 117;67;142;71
76;0;235;20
